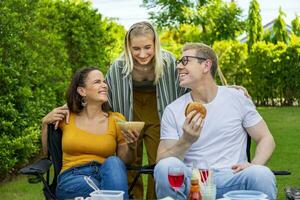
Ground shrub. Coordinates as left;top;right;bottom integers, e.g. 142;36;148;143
0;0;124;178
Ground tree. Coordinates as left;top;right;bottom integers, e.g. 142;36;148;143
206;1;244;42
142;0;194;28
291;15;300;36
159;24;202;57
271;8;289;44
246;0;263;51
36;0;125;73
144;0;244;44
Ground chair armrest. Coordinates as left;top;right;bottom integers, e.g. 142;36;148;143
19;158;52;175
272;170;291;176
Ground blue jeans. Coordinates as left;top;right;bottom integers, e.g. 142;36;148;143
56;156;129;200
154;157;277;200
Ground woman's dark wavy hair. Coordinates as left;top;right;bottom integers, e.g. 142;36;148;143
66;67;111;114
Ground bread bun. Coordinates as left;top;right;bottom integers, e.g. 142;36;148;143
117;121;145;133
185;102;206;118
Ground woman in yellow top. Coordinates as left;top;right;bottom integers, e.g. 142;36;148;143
42;67;139;200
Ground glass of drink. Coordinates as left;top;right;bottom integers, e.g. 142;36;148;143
200;169;209;183
168;166;184;199
198;160;209;183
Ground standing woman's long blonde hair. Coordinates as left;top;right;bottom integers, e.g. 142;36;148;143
123;21;169;84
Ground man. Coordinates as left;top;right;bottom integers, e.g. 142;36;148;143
154;43;276;200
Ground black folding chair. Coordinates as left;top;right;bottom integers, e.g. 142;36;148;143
19;124;155;199
126;164;155;197
19;124;62;200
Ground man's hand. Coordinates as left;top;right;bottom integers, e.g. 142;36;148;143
42;105;70;129
231;162;253;173
182;110;204;144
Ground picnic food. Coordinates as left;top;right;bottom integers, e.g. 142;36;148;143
185;102;207;119
117;121;145;133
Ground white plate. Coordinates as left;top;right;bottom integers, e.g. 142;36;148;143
223;190;268;200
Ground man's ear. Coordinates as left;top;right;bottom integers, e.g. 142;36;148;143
77;87;86;97
203;60;212;74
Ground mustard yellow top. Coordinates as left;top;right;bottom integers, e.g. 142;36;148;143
59;112;125;172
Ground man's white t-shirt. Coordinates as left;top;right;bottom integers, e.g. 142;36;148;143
160;86;262;169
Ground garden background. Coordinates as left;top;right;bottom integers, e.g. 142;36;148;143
0;0;300;199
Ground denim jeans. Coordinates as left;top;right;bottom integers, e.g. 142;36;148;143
154;157;277;200
56;156;128;200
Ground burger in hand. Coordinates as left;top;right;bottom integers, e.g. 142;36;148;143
185;102;207;119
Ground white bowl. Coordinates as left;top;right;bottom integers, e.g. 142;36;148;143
223;190;268;200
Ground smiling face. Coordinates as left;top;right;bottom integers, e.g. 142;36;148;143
78;70;108;103
177;49;209;89
130;34;155;65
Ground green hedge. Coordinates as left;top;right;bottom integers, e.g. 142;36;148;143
248;42;286;105
0;0;124;178
278;40;300;105
213;40;248;85
213;39;300;106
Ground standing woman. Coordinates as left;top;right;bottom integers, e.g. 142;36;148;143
42;67;138;200
105;21;185;199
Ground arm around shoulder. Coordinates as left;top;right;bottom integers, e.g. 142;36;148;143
41;105;68;156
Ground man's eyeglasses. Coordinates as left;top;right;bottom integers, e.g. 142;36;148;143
176;56;207;66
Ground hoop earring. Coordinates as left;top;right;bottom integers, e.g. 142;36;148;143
81;97;87;107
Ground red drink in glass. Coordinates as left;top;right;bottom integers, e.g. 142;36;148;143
168;173;184;190
199;169;209;183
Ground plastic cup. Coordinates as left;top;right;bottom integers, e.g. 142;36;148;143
201;184;216;200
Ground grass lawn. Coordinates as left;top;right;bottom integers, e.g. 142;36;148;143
0;175;44;200
0;107;299;199
257;107;300;200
